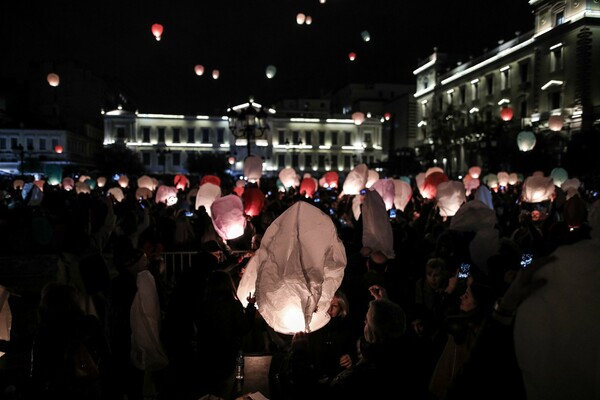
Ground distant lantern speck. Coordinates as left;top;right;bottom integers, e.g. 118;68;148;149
305;15;312;25
352;112;365;125
151;23;163;41
361;31;371;42
266;65;277;79
194;64;205;76
47;73;60;87
212;69;220;79
384;112;391;121
348;52;357;61
54;144;63;154
296;13;306;24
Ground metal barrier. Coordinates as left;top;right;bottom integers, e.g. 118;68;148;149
161;251;197;286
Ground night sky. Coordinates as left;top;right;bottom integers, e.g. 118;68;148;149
1;0;533;115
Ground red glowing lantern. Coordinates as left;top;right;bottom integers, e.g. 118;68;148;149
54;144;63;154
421;171;449;199
500;106;513;122
384;112;391;121
322;171;339;188
174;174;189;191
548;115;564;132
151;23;163;41
201;175;221;187
299;177;317;198
348;52;357;61
242;187;265;217
47;73;60;87
194;64;205;76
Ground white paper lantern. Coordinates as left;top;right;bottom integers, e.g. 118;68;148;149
296;13;306;24
508;173;519;185
371;179;395;210
352;194;362;221
305;15;312;25
436;181;466;217
155;185;178;206
366;169;379;188
548;115;564;132
482;173;498;189
137;175;155;191
392;179;412;212
118;175;129;188
361;190;395;259
96;176;107;188
265;65;277;79
236;201;346;334
361;30;371;42
343;163;368;195
211;195;246;240
75;181;91;194
212;69;220;79
244;155;263;183
135;187;153;200
517;131;536;152
195;182;222;217
521;176;556;203
415;172;426;196
107;187;125;202
194;64;205;76
497;171;510;187
550;167;568;187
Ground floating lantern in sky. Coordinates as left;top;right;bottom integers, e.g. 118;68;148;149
305;15;312;25
194;64;205;76
118;175;129;188
53;144;63;154
96;176;106;188
62;177;75;191
212;69;220;79
319;0;326;3
550;167;568;187
211;195;246;240
296;13;306;24
266;65;277;79
500;106;513;122
384;112;391;121
521;176;555;203
151;23;163;41
348;52;357;61
322;171;339;188
236;201;346;334
361;30;371;42
244;155;263;183
517;130;536;152
47;73;60;87
468;166;482;179
548;115;564;131
352;111;365;125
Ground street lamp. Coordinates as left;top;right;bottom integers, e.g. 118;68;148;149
227;99;269;157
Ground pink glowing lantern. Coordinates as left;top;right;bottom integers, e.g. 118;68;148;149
242;187;265;217
299;177;317;198
436;181;466;217
233;179;246;196
421;171;449;199
521;176;556;203
362;190;395;259
352;111;365;125
118;175;129;188
322;171;339;188
548;115;564;132
33;180;45;192
343;163;368;195
47;73;60;87
96;177;106;188
366;169;379;188
194;64;205;76
137;175;155;191
468;166;482;179
244;155;263;183
371;179;395;210
415;172;426;196
384;112;391;121
464;177;481;197
151;23;163;41
236;201;347;334
296;13;306;24
211;195;246;240
155;185;178;206
392;179;412;212
135;187;153;200
212;69;220;79
425;167;444;177
107;187;125;202
195;182;222;217
348;52;357;61
62;177;75;191
279;167;298;189
500;106;514;122
54;144;63;153
174;174;189;191
13;179;24;190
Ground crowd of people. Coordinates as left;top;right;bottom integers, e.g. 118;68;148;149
0;170;598;400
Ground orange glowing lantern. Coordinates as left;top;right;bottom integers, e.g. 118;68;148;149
137;175;155;191
108;187;125;202
322;171;339;188
13;179;24;190
468;166;482;179
305;15;313;25
212;69;220;79
75;182;91;195
62;177;75;191
54;144;63;153
194;64;205;76
151;23;163;41
96;176;106;188
47;73;60;87
34;180;45;192
299;177;317;198
352;111;365;125
348;52;357;61
211;195;246;240
201;175;221;187
500;106;514;122
242;187;265;217
548;115;564;132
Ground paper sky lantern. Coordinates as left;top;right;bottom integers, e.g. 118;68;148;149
201;175;221;187
194;64;205;76
361;30;371;42
548;115;564;132
107;187;125;202
436;181;466;217
352;111;365;125
96;176;106;188
468;166;482;179
384;112;391;121
450;198;497;232
244;155;263;183
279;167;298;189
393;179;412;212
500;106;514;122
322;171;339;188
299;177;317;198
13;179;24;190
482;173;498;189
236;201;346;334
561;178;581;194
136;187;153;200
117;175;129;188
366;169;379;188
137;175;155;191
54;144;63;153
242;187;265;217
155;185;178;206
62;177;75;191
78;175;90;183
425;167;444;177
508;173;519;185
211;195;246;240
233;179;245;196
415;172;426;196
265;65;277;79
33;180;45;192
371;179;395;210
517;131;536;152
421;171;449;199
343;163;368;195
497;171;510;187
550;167;568;187
465;177;481;197
195;182;221;216
75;181;91;195
212;69;220;79
362;190;395;259
348;52;357;61
305;15;313;25
296;13;306;24
47;73;60;87
174;174;189;191
151;23;163;41
521;176;555;203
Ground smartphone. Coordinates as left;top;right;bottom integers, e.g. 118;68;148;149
360;188;367;195
329;208;335;216
185;211;194;217
521;253;533;268
458;263;471;279
389;209;397;219
314;198;320;203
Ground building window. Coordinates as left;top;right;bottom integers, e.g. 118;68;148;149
459;86;466;105
142;152;150;166
0;138;6;150
278;154;285;168
331;131;338;146
292;154;299;168
142;127;150;143
202;128;210;143
364;132;372;146
292;131;300;144
520;100;527;119
447;90;454;105
551;47;563;72
116;127;126;139
318;154;325;169
27;138;34;150
39;138;46;151
519;62;530;84
217;128;224;144
171;128;179;143
501;68;511;90
172;152;181;166
471;81;479;101
305;131;312;146
187;128;195;143
332;155;338;169
158;127;166;143
278;130;285;145
344;131;351;146
554;10;564;26
318;131;325;145
51;138;58;148
343;155;351;169
549;92;561;110
305;155;312;169
486;75;494;96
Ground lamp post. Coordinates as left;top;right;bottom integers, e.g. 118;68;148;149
227;99;269;158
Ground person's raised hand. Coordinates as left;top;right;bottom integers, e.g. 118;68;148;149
369;285;387;300
499;254;555;313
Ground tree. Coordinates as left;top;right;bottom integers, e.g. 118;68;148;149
93;143;146;177
186;152;229;176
